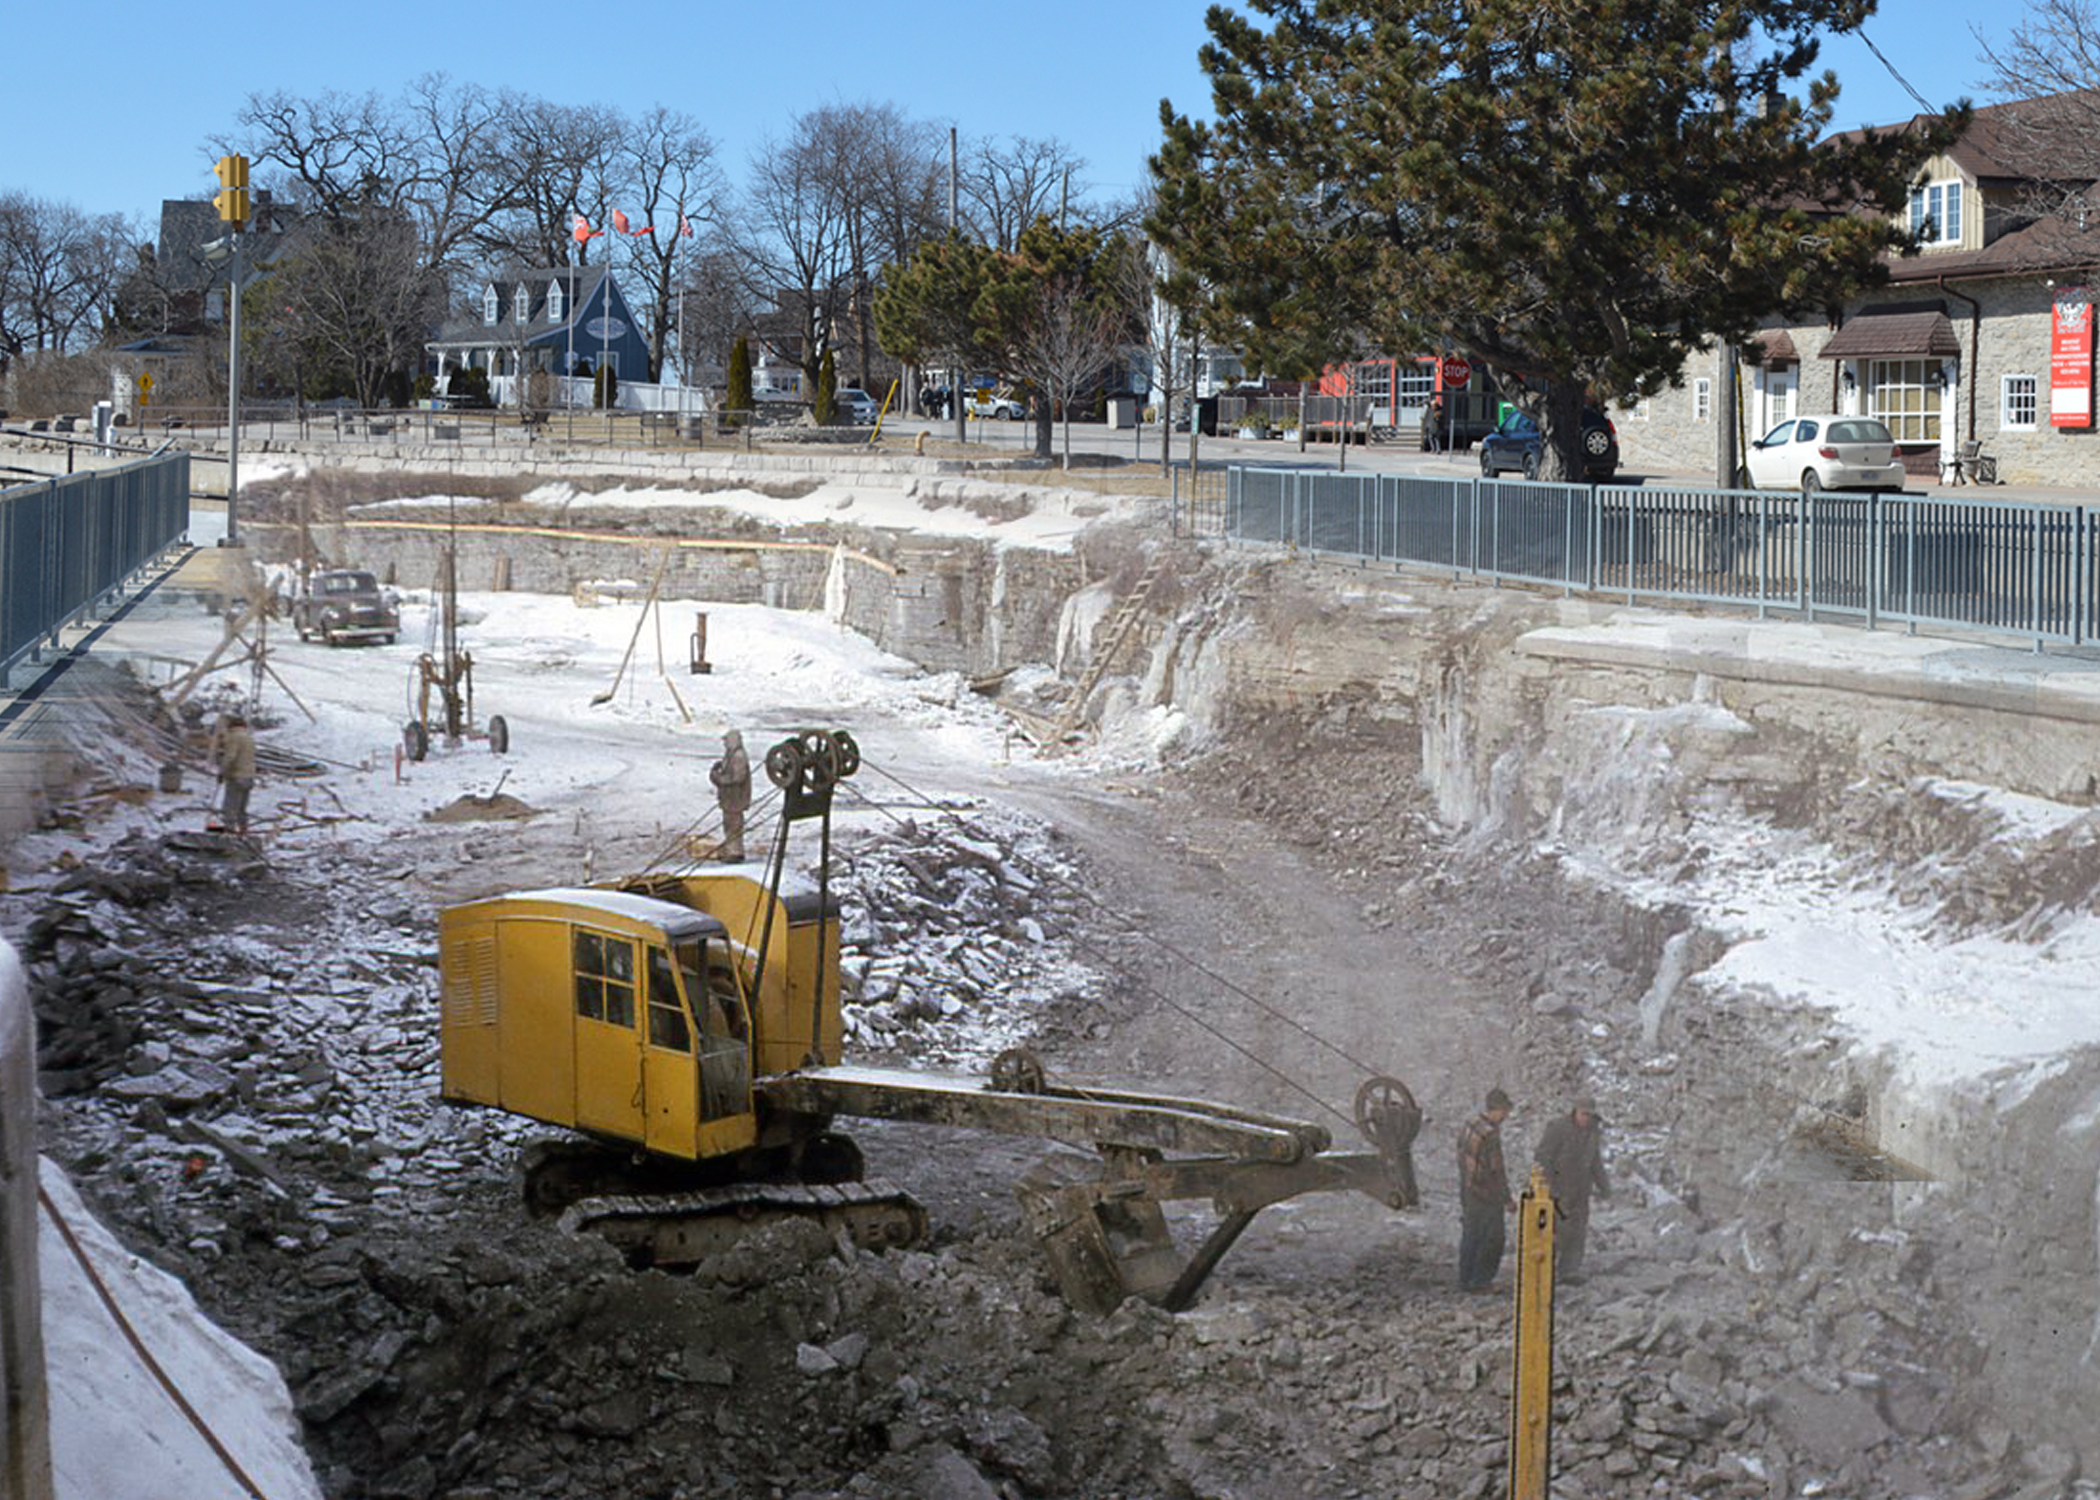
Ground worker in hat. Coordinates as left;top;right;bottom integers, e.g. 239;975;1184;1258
1534;1096;1612;1282
708;729;751;861
1456;1086;1516;1291
211;711;258;836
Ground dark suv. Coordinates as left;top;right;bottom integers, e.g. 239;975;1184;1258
292;569;399;646
1478;408;1620;482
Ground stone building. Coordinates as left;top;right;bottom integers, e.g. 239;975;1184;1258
1619;92;2100;487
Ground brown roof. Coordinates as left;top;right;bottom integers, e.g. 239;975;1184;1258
1753;329;1800;362
1819;306;1961;359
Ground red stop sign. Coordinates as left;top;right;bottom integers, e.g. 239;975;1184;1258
1440;356;1473;387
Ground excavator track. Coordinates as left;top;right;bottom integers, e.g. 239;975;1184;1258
558;1179;929;1269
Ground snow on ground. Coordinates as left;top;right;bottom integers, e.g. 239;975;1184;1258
352;474;1142;552
1528;610;2100;1094
40;1158;321;1500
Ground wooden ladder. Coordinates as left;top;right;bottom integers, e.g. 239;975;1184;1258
1055;555;1166;735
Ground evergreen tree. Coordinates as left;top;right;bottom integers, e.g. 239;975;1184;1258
1151;0;1968;479
725;334;754;427
814;347;839;424
875;218;1126;458
594;362;619;410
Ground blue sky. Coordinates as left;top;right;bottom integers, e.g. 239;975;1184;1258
5;1;2014;232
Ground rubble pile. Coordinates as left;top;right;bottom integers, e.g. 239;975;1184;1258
833;809;1108;1067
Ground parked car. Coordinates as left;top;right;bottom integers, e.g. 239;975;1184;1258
1745;415;1907;495
836;386;880;424
1477;408;1620;481
292;569;399;646
968;393;1027;420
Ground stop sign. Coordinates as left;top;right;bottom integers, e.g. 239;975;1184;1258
1439;356;1473;387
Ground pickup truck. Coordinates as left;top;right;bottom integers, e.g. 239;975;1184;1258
292;569;399;646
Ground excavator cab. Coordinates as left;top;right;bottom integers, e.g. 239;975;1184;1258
439;888;761;1163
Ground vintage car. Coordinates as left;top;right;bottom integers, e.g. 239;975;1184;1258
292;569;399;646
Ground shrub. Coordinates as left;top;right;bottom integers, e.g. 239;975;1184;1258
594;363;618;410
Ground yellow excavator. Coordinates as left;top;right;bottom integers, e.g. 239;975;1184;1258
439;730;1423;1313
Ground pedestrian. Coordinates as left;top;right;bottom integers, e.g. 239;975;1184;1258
212;711;257;835
1533;1096;1611;1281
1456;1086;1516;1291
709;728;752;861
1427;393;1447;454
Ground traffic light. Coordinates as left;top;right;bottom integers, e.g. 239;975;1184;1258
213;155;250;227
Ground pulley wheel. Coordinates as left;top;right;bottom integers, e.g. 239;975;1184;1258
487;714;510;755
764;738;805;791
991;1046;1048;1095
402;719;429;763
1354;1074;1420;1153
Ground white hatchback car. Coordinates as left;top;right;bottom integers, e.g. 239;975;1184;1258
1745;415;1908;495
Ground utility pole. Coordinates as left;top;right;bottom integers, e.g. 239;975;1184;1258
949;127;963;444
212;155;251;547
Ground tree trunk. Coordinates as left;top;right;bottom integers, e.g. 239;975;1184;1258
1033;398;1052;460
1537;380;1587;483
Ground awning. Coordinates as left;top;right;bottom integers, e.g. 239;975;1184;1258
1819;306;1961;359
1751;329;1799;363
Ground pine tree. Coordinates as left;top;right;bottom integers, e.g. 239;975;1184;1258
1150;0;1968;480
813;347;838;425
725;335;754;427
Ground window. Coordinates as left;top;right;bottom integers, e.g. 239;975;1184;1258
514;283;530;323
645;947;691;1052
548;279;564;321
573;929;635;1027
2001;373;2038;431
482;286;497;325
1867;359;1942;441
1693;378;1712;422
1395;365;1434;412
1908;181;1963;246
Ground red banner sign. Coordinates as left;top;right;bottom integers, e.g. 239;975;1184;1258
2051;291;2092;428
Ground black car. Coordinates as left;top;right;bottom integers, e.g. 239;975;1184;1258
1477;408;1620;482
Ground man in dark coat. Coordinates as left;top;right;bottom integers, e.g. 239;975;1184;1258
1456;1087;1515;1291
1534;1096;1611;1281
708;729;752;861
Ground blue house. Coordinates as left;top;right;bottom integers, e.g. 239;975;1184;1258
425;266;653;397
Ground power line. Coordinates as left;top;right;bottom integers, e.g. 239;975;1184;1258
1856;27;1939;115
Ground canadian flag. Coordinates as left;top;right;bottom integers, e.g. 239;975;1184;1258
613;209;653;236
572;215;604;244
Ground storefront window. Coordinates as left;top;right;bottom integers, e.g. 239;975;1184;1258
1868;359;1942;442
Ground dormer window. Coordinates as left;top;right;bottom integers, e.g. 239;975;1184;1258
548;278;565;321
482;286;498;325
515;283;530;322
1909;181;1963;246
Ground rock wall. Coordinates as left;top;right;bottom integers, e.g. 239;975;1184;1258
1099;550;2100;1474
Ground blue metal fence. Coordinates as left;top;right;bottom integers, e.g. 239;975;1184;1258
1;455;191;678
1225;468;2098;652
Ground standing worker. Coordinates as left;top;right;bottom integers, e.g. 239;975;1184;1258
212;711;257;836
1533;1096;1611;1282
1456;1087;1516;1292
709;729;751;861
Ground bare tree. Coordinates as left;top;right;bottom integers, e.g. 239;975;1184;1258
484;96;629;270
1978;0;2100;271
614;106;726;382
734;110;858;397
960;134;1092;250
261;196;445;409
0;193;129;374
1020;271;1126;469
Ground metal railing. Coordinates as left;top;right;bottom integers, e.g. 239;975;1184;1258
1225;468;2100;652
1;453;190;678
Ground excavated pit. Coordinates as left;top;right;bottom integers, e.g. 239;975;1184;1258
7;467;2099;1497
